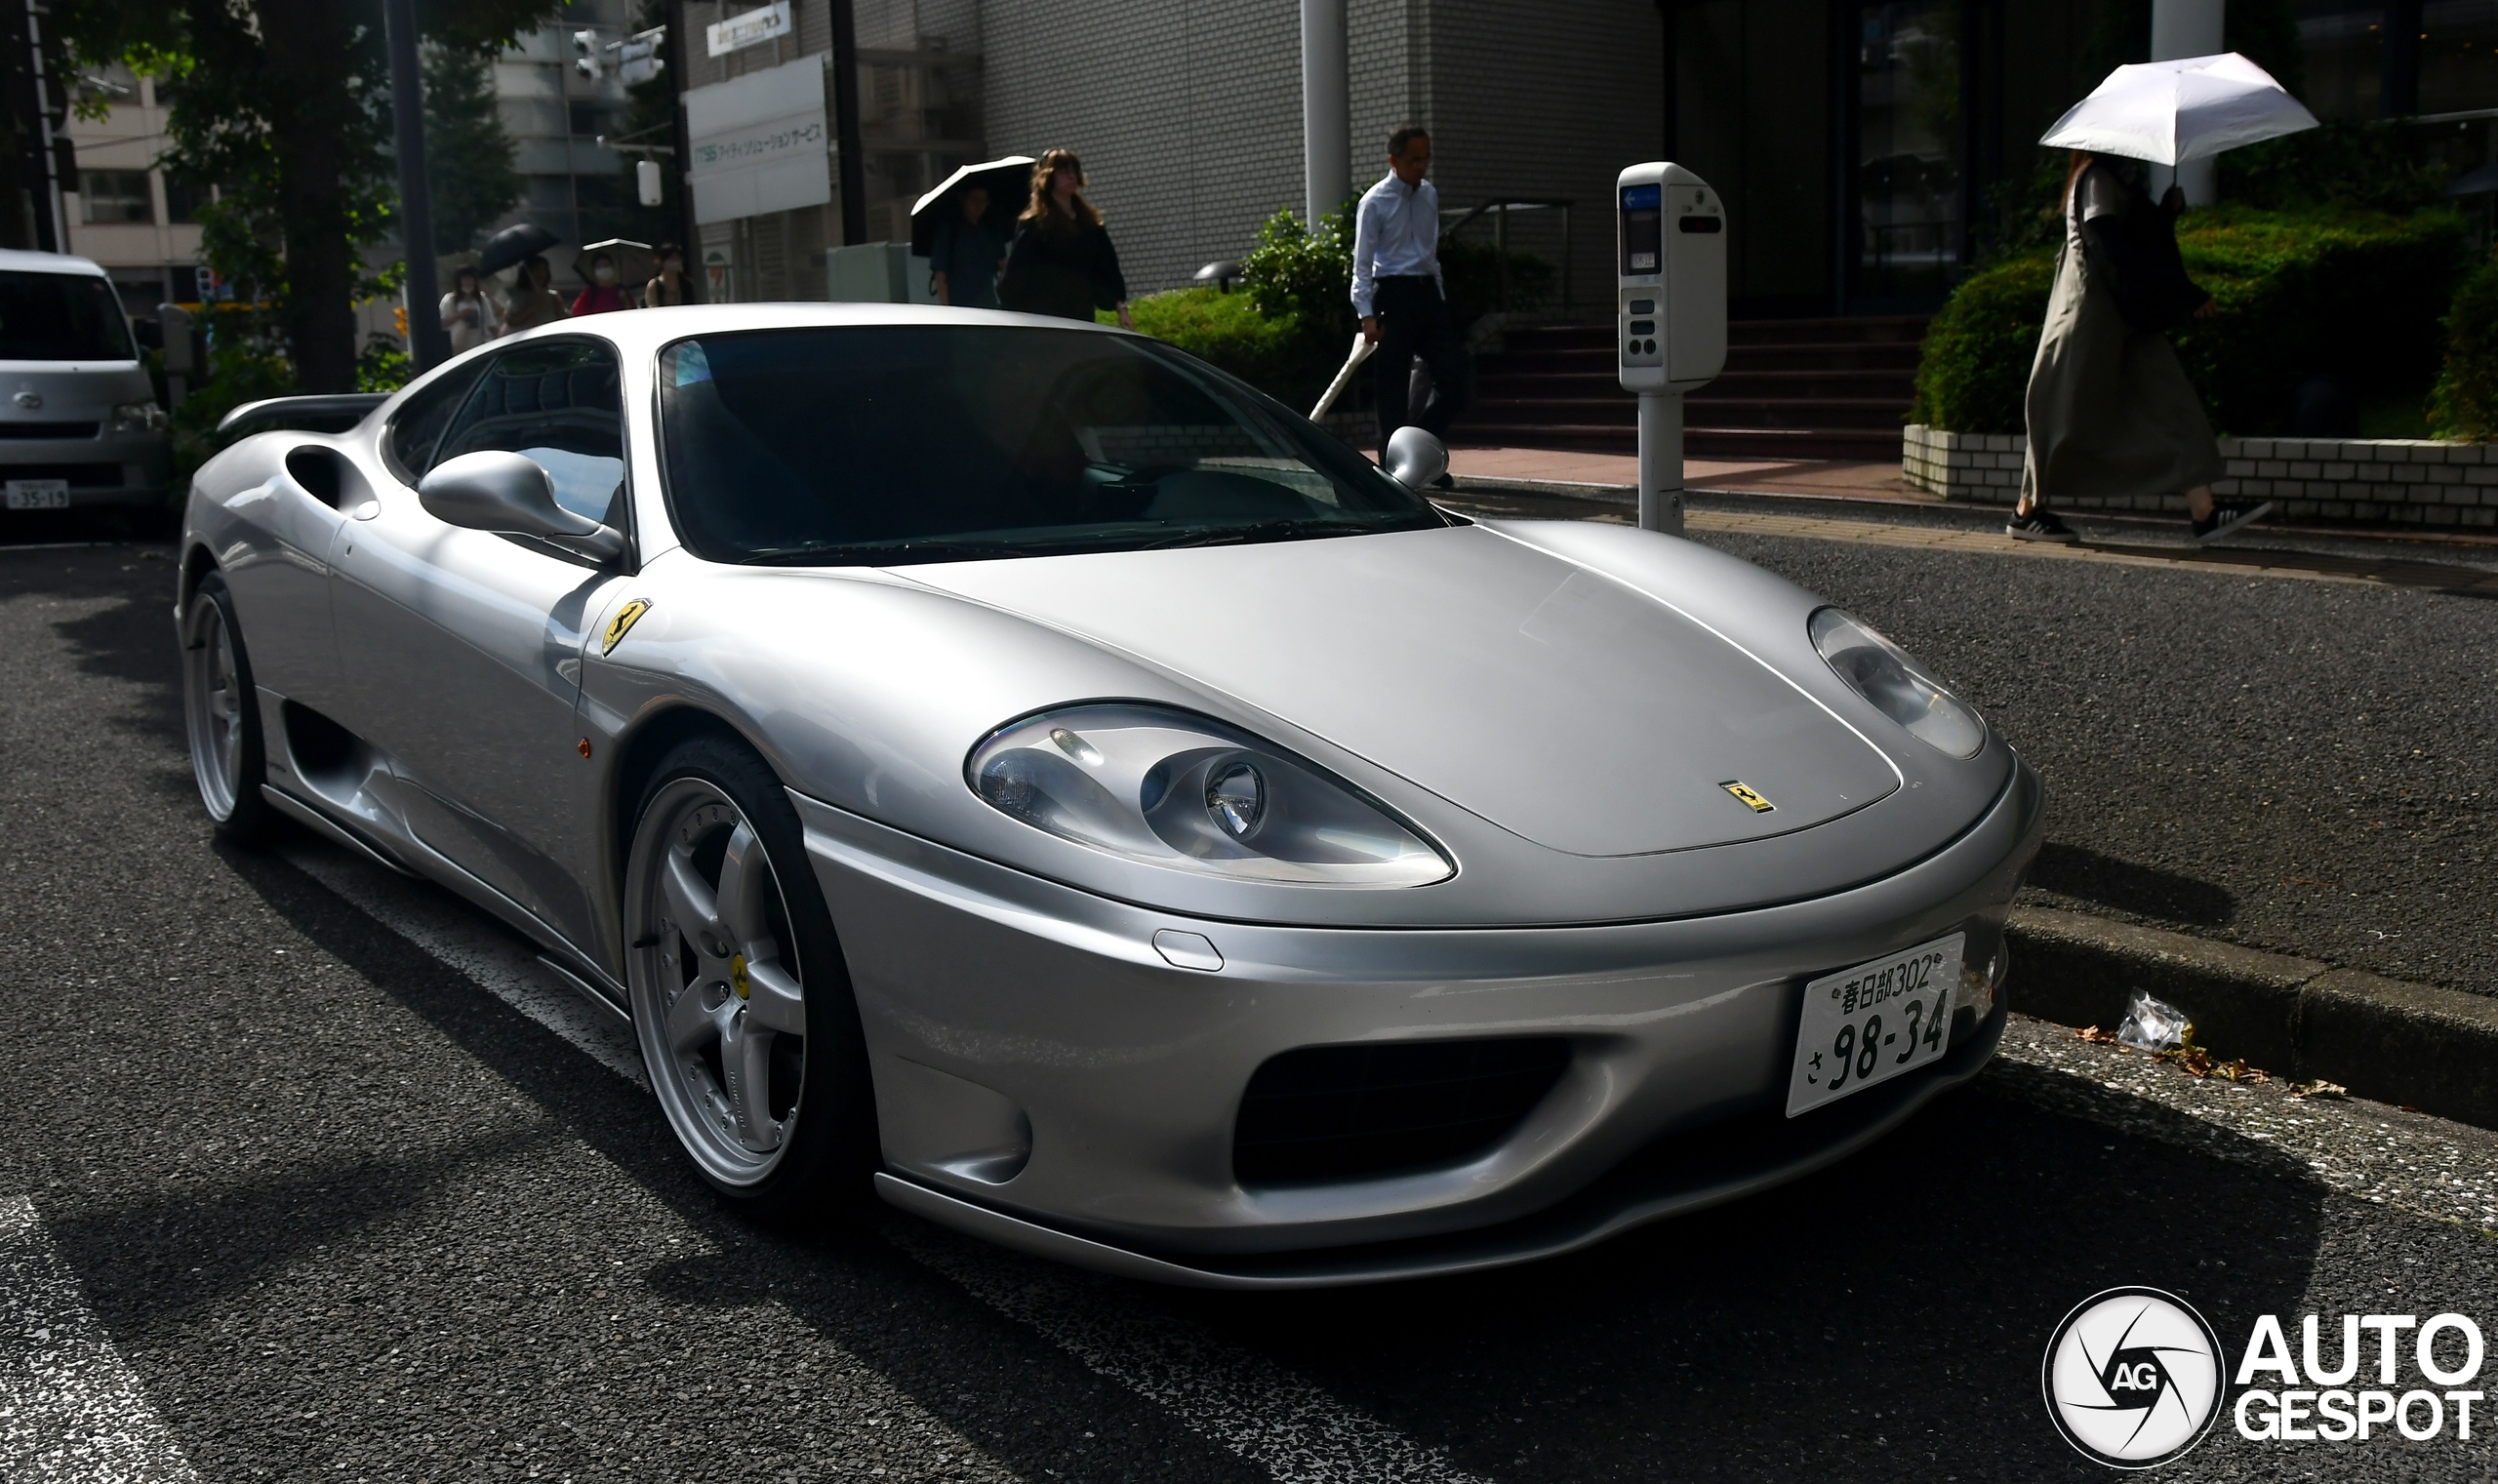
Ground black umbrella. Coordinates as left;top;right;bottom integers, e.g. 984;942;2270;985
909;157;1035;257
478;222;561;276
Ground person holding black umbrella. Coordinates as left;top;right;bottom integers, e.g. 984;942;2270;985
929;185;1008;309
998;150;1132;327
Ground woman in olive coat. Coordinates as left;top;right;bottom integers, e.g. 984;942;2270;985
2013;151;2268;544
998;149;1133;328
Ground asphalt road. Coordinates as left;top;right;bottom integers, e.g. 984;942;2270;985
1446;489;2498;995
1;527;2495;1482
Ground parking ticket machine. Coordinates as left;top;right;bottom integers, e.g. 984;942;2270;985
1616;162;1727;533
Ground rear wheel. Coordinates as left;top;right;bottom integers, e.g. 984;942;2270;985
624;735;877;1213
181;570;277;846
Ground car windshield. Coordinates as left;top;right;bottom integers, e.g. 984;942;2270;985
656;325;1448;565
0;271;135;361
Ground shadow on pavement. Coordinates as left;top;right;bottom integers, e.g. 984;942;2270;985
2027;840;2237;926
215;836;2325;1482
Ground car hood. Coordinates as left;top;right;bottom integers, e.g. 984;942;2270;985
900;525;1899;857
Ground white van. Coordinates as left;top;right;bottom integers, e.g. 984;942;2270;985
0;250;171;512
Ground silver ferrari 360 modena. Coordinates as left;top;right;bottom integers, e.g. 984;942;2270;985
178;305;2040;1287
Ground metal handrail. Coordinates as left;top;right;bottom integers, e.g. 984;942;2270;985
1440;198;1573;314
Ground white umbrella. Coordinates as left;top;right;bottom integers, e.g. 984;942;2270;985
2039;53;2317;165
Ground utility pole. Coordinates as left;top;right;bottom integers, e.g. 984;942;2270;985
667;0;702;299
827;0;866;245
1301;0;1347;226
4;0;68;253
383;0;450;370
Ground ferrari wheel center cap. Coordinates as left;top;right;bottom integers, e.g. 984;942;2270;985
730;952;749;999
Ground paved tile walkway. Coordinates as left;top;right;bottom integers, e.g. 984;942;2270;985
1448;446;1933;502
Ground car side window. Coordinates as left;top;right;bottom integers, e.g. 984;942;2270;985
431;339;626;524
384;360;488;480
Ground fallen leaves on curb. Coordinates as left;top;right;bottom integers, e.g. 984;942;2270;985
2291;1079;2351;1101
2073;1023;2268;1082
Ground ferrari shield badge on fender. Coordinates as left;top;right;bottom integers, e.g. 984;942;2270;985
1722;781;1775;813
601;599;651;655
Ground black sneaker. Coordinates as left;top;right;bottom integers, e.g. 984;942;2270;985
2006;509;2077;542
2192;500;2273;544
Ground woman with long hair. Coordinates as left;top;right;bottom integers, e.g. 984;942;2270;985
2013;150;2268;544
997;149;1133;328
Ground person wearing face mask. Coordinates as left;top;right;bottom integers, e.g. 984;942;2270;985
500;256;569;336
570;252;634;315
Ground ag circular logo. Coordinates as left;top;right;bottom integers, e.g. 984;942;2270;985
2042;1287;2224;1468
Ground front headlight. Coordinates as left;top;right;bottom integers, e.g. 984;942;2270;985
1809;608;1986;758
967;703;1452;886
109;400;169;435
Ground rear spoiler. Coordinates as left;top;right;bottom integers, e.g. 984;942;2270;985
216;392;390;440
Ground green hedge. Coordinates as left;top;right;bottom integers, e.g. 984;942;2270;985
1109;204;1556;413
1111;287;1348;414
2429;256;2498;440
1910;207;2470;436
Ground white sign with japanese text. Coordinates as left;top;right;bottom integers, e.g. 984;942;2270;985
684;55;828;225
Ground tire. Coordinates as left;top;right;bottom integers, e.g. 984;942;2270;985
624;733;878;1215
181;570;278;847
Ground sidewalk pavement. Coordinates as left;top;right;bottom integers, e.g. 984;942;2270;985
1448;446;1937;503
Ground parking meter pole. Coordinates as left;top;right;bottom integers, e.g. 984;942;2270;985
1616;160;1724;537
1637;390;1683;535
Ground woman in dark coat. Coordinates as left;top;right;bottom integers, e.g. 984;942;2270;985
998;149;1133;327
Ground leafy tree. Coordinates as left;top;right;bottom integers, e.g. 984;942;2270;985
423;42;522;255
59;0;557;394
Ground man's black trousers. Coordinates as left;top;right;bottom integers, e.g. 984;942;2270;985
1372;275;1468;452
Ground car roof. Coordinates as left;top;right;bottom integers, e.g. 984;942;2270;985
0;248;111;278
495;301;1131;362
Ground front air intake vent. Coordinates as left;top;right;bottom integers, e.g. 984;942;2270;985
1232;1037;1572;1187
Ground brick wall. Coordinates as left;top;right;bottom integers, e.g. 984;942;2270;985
1903;425;2498;529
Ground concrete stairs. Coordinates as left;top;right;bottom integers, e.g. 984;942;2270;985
1459;315;1929;461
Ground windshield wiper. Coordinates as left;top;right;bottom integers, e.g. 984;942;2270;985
1140;517;1430;550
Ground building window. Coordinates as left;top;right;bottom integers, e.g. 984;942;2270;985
80;169;155;224
163;176;211;223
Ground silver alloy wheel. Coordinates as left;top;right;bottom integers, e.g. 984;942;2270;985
625;777;810;1186
181;589;247;821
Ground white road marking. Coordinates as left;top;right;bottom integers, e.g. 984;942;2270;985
282;837;1487;1484
0;1197;202;1484
280;844;648;1091
886;1221;1493;1484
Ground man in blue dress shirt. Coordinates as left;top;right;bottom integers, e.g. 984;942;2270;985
1352;126;1467;459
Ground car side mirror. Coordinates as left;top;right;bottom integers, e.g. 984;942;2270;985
1381;425;1448;494
418;450;624;562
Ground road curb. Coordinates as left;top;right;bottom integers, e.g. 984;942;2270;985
2006;907;2498;1129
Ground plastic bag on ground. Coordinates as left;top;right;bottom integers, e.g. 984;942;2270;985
2115;991;2190;1053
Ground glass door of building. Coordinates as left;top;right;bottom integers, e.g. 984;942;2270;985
1853;0;1961;306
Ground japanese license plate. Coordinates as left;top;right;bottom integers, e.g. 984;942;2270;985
4;479;67;510
1786;932;1964;1117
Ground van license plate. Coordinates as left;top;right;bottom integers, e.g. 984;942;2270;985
5;479;68;509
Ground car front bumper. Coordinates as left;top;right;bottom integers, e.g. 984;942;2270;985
794;760;2043;1287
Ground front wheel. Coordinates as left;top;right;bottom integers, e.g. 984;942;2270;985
181;570;277;846
623;735;877;1214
